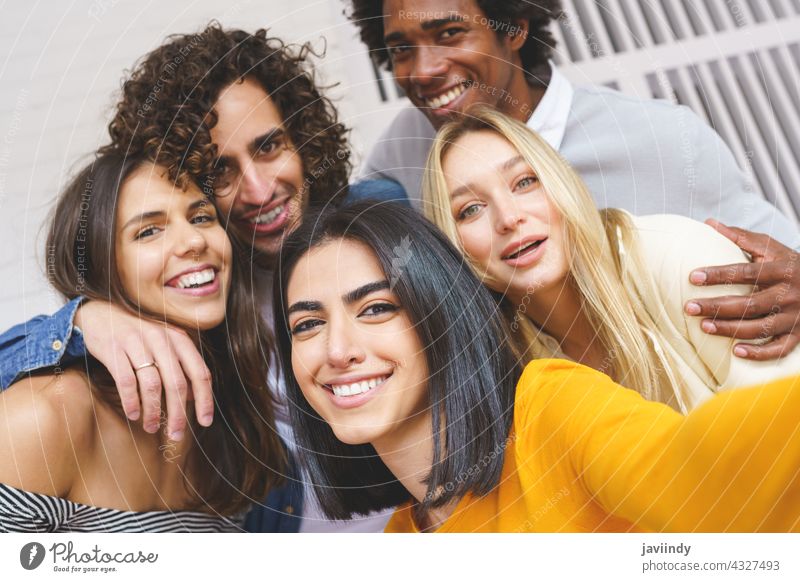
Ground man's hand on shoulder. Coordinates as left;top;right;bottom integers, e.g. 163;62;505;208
75;301;214;441
683;219;800;361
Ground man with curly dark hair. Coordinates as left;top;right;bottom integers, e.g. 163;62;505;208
101;24;355;261
347;0;800;374
0;23;400;533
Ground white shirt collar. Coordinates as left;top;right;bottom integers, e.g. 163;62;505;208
527;61;573;151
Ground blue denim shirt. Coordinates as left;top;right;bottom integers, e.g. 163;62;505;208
0;179;407;532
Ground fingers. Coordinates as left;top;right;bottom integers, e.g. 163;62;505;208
136;324;212;440
101;347;141;422
684;290;781;320
123;338;163;434
732;334;800;361
169;331;214;429
689;260;776;287
703;220;790;260
149;333;189;441
695;312;787;339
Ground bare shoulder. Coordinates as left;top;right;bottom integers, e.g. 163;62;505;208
0;369;96;496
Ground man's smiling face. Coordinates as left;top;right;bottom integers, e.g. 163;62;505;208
382;0;527;129
210;77;307;262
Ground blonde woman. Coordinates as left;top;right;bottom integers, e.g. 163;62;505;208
423;105;800;412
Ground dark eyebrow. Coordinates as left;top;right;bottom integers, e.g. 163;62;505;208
287;300;322;315
449;155;527;200
343;280;390;304
287;280;390;317
189;199;212;212
384;14;468;44
122;210;164;231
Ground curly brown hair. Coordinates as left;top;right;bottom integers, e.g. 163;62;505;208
346;0;562;82
100;22;351;205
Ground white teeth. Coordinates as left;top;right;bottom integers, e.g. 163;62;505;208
425;83;465;109
250;205;284;225
175;268;215;289
330;375;388;398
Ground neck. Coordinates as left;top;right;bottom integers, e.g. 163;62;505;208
371;411;456;529
513;279;604;367
372;411;434;504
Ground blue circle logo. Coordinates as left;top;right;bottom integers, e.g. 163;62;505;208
20;542;46;570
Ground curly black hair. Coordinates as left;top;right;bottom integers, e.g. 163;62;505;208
100;22;351;205
346;0;562;82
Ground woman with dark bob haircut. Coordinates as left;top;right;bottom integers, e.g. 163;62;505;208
0;153;285;532
275;201;800;532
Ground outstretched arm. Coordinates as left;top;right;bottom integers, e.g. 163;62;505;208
519;360;800;532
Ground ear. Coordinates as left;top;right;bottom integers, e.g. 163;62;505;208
507;19;529;52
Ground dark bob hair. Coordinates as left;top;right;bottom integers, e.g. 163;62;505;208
47;152;286;515
346;0;563;82
273;200;521;520
100;22;351;205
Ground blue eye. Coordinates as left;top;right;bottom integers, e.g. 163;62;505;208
515;176;539;190
457;203;482;221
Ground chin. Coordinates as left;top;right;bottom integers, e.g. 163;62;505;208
332;426;378;447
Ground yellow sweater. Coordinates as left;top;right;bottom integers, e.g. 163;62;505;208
386;359;800;532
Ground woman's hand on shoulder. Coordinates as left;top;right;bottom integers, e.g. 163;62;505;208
0;371;93;497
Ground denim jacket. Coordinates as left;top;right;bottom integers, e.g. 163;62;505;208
0;297;87;388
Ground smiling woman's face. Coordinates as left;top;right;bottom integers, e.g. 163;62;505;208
443;130;569;302
115;163;232;331
286;238;430;447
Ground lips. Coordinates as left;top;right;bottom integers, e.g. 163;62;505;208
164;264;218;288
238;199;290;236
501;236;546;261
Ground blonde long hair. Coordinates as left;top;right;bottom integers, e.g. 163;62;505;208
422;105;684;408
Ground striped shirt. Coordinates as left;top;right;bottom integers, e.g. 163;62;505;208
0;483;242;532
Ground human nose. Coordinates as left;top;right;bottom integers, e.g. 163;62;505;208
326;315;366;368
174;221;209;259
494;197;526;233
409;45;449;87
237;161;276;207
